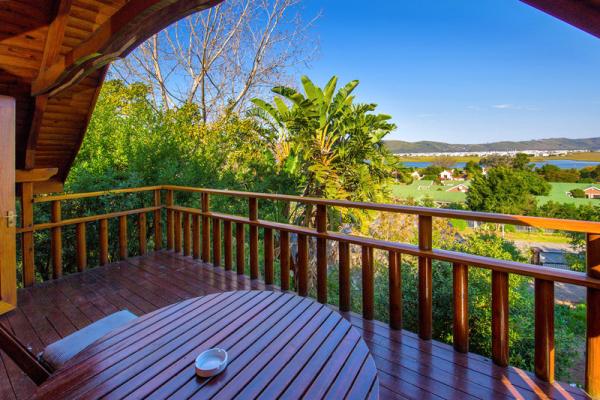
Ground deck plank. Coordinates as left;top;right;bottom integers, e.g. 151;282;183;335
0;250;590;399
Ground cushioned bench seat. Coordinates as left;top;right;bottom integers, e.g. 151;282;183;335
40;310;137;370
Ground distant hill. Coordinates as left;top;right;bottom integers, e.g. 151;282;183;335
384;137;600;153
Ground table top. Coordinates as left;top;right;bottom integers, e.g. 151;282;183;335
33;290;379;399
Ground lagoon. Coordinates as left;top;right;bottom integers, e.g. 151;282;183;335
403;159;600;169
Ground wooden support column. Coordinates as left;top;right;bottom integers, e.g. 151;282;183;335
174;211;181;253
182;213;190;256
201;193;210;262
153;189;162;250
166;190;174;250
492;270;509;367
249;198;258;279
453;262;469;353
418;215;433;340
297;234;308;296
586;233;600;398
389;251;402;330
535;278;554;383
118;215;128;259
21;182;35;286
76;223;86;271
279;231;290;290
339;241;350;312
223;221;232;271
138;213;147;256
99;219;108;265
236;222;245;275
51;201;62;279
362;246;374;320
192;214;200;259
316;204;327;304
264;228;273;285
212;218;221;267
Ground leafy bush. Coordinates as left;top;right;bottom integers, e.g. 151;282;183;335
570;188;586;198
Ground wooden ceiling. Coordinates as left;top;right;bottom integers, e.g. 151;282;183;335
0;0;597;193
0;0;222;193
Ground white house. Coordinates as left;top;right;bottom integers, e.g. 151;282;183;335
410;171;422;180
439;169;454;181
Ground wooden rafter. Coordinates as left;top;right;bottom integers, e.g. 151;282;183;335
31;0;224;98
521;0;600;38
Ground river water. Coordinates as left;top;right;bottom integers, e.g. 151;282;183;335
402;160;600;169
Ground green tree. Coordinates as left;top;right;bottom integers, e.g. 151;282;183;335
570;188;586;198
537;164;580;182
512;152;532;170
466;167;550;214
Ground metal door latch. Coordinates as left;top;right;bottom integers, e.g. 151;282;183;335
4;211;17;227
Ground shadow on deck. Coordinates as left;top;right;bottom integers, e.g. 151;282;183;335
0;251;589;399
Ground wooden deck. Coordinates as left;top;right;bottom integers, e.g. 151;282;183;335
0;251;589;400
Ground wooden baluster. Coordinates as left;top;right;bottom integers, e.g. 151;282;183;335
535;278;554;382
280;231;290;290
236;222;245;275
492;270;509;367
182;213;190;256
249;197;258;279
586;233;600;398
174;211;181;253
418;215;433;340
362;246;374;320
166;190;174;250
223;220;232;271
339;241;350;312
297;234;308;296
192;214;200;259
76;223;87;272
453;262;469;353
389;251;402;330
201;193;210;262
20;182;34;286
99;219;108;265
51;200;62;279
118;215;127;259
138;213;147;256
316;204;327;304
212;218;221;267
264;228;273;285
153;189;162;250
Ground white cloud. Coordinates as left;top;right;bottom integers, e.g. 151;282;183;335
492;104;514;109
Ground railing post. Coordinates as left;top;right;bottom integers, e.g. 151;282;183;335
99;219;108;265
76;223;87;271
50;200;62;279
249;197;258;279
192;214;200;259
166;190;173;250
492;270;509;367
182;213;190;256
389;251;402;330
153;189;162;250
362;246;374;320
212;218;221;267
174;211;181;253
453;262;469;353
586;233;600;398
236;222;245;275
264;228;273;285
280;231;290;290
201;193;210;262
418;215;432;340
118;215;127;259
316;204;327;304
339;241;350;312
223;220;232;271
534;278;554;383
138;213;147;256
20;182;35;286
297;234;308;296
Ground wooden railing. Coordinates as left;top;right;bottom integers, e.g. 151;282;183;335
16;185;600;397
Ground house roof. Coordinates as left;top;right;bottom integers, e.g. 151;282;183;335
0;0;222;192
0;0;596;193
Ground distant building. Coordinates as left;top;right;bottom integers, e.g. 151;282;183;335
410;171;422;180
439;170;454;181
446;184;469;193
584;186;600;199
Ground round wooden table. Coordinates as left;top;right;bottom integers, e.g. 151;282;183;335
34;291;379;399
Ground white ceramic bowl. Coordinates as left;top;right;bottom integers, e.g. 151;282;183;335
195;348;228;378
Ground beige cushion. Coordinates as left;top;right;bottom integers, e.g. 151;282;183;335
41;310;137;370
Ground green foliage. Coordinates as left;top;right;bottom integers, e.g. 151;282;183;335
537;164;580;183
570;188;586;198
466;167;550;214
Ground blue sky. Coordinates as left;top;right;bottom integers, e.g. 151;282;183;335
300;0;600;143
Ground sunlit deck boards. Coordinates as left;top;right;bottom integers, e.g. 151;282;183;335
0;251;589;399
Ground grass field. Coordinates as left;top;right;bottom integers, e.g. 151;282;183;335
391;180;600;206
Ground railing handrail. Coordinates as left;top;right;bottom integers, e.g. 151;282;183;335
33;184;600;234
